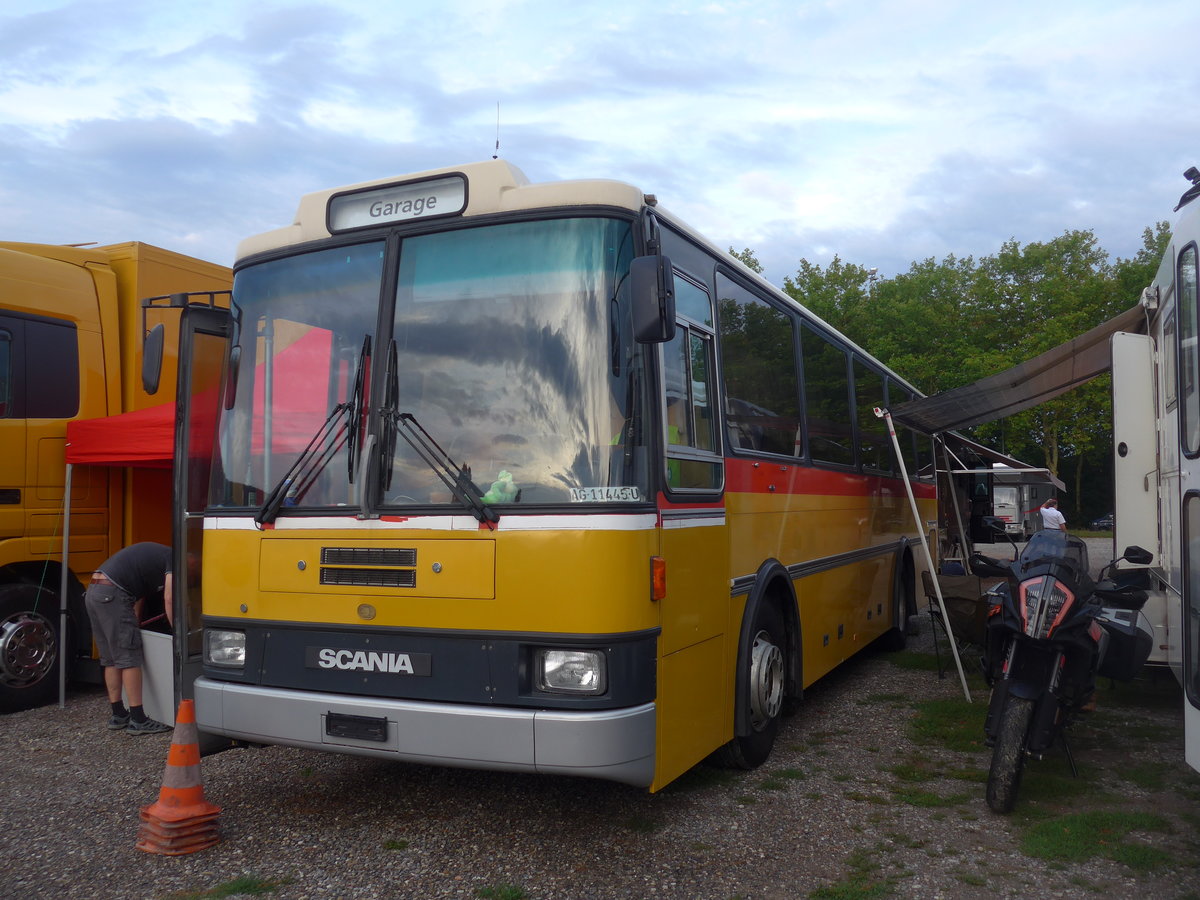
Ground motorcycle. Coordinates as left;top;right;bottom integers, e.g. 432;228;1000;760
970;521;1154;813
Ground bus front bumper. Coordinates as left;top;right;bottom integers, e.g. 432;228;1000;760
193;676;656;787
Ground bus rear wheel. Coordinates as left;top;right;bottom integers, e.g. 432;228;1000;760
0;584;61;713
714;601;787;770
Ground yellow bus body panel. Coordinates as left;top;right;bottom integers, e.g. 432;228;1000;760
204;525;661;635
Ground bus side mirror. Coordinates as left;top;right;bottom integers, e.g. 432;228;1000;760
142;323;165;395
630;254;676;344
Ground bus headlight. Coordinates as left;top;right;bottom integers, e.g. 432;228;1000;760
205;629;246;668
535;649;606;695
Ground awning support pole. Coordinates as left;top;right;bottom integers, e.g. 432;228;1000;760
875;408;971;702
937;443;973;562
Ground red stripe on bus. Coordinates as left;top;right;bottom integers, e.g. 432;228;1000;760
724;457;936;499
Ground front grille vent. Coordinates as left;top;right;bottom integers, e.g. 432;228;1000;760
321;547;416;567
320;568;417;588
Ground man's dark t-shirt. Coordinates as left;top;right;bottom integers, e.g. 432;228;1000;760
99;542;172;600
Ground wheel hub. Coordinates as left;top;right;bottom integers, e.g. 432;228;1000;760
748;628;784;731
0;611;57;687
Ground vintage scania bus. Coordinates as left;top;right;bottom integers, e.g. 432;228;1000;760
181;161;939;790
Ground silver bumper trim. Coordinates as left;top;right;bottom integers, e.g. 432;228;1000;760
194;677;656;787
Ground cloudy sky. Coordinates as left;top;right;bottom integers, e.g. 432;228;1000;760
2;0;1197;284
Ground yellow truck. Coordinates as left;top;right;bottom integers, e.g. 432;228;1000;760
0;241;230;712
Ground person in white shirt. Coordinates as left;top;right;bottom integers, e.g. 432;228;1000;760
1039;498;1067;531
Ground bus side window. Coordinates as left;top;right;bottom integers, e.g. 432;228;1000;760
665;275;721;491
716;274;801;456
854;360;890;474
800;322;854;467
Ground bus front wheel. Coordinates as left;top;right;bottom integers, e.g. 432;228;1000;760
714;601;787;770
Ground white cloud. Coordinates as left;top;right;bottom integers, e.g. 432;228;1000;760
0;0;1196;281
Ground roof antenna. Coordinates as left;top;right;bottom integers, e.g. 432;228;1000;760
493;102;501;159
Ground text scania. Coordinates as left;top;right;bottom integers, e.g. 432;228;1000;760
319;648;415;673
370;195;436;218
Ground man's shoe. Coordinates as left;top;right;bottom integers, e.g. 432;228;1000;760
126;717;172;735
107;713;130;730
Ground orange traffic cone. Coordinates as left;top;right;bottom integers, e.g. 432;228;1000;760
135;699;221;856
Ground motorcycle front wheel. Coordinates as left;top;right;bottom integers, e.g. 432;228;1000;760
986;694;1034;813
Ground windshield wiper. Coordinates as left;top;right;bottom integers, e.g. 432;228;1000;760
377;339;497;526
254;400;350;526
255;337;371;527
385;409;498;526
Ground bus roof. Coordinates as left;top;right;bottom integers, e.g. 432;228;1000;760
234;159;926;399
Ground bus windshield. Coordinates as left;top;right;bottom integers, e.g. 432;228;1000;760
210;217;649;511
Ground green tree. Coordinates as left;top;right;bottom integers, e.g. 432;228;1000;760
772;224;1171;523
728;246;764;274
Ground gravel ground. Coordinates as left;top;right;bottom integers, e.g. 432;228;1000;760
3;542;1197;900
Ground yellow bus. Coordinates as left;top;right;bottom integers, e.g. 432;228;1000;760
190;161;937;790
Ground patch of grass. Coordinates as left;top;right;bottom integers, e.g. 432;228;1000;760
383;839;409;851
476;885;528;900
1019;810;1171;868
909;697;987;753
736;794;758;805
886;758;938;783
1107;842;1173;871
885;832;927;850
168;876;295;899
1018;763;1099;805
759;775;791;791
1093;674;1183;711
809;849;893;900
955;871;986;886
882;649;943;672
1118;762;1167;792
892;787;971;808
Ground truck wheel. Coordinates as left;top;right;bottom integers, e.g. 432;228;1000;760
986;695;1033;813
714;601;787;769
0;584;61;713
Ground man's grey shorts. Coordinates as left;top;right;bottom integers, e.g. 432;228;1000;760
84;583;143;668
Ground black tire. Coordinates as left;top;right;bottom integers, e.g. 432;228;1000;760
0;583;61;713
986;695;1034;813
714;601;787;769
880;559;914;650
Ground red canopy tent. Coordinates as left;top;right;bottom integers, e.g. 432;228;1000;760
65;402;176;468
64;326;334;469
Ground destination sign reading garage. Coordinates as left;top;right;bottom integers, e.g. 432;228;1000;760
327;174;467;232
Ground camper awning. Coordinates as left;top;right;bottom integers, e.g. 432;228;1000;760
891;304;1148;434
941;433;1066;491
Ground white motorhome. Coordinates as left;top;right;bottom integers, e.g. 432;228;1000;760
1110;167;1200;774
